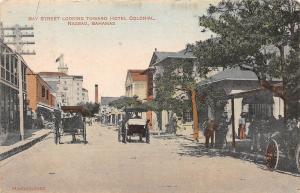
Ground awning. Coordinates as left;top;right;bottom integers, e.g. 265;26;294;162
37;103;55;112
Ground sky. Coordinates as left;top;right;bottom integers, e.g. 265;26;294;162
0;0;219;101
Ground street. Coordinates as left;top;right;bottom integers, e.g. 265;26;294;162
0;124;299;193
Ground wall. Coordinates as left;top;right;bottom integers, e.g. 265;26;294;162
27;74;55;111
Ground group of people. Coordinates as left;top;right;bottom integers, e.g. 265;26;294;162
203;111;300;151
203;112;231;148
31;111;45;130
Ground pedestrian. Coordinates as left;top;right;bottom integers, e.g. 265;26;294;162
250;115;261;151
32;111;37;130
216;112;231;148
40;114;45;128
204;120;216;148
172;116;178;134
238;113;246;139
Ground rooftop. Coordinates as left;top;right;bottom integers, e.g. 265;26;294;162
150;46;195;66
127;69;147;82
198;68;259;86
38;72;68;77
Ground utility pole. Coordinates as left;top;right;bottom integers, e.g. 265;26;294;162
0;22;35;140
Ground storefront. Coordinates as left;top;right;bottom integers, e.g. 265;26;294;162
0;43;28;144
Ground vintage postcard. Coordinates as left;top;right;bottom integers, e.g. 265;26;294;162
0;0;300;193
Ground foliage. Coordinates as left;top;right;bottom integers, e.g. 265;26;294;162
78;102;100;117
108;96;142;109
194;0;300;118
154;58;196;116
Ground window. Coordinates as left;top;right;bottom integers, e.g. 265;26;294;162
46;90;49;100
5;55;9;70
0;55;4;67
42;86;45;97
183;111;192;123
1;68;5;78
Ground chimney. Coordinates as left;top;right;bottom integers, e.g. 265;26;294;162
95;84;99;104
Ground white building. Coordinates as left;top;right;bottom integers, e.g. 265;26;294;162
39;60;88;107
125;69;148;101
82;88;89;103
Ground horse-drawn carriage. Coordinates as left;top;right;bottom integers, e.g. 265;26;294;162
118;107;150;143
54;106;87;144
265;118;300;173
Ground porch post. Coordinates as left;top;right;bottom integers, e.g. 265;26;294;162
231;97;236;149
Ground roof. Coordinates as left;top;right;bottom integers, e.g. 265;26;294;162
39;72;68;77
127;70;147;82
101;97;120;106
198;68;258;86
149;46;196;66
27;73;55;92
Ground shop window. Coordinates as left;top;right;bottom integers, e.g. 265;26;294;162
6;71;10;81
1;68;5;78
5;55;9;70
10;58;14;73
0;55;4;67
42;86;45;97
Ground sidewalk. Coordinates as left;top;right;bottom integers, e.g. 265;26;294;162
178;133;266;163
0;129;51;161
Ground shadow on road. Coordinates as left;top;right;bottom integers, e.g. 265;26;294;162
167;136;300;178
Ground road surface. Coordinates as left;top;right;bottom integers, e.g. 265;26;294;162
0;124;299;193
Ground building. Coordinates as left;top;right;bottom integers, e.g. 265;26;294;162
146;47;196;132
26;73;56;113
198;67;283;139
0;42;30;143
125;70;148;101
99;97;121;125
82;88;89;103
39;72;85;107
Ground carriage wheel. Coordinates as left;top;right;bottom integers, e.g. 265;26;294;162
295;144;300;173
265;139;279;170
146;127;150;144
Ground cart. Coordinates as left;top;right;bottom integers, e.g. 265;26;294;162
265;118;300;173
54;106;87;144
119;107;150;144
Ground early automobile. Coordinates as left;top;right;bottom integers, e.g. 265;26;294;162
54;106;87;144
118;107;150;144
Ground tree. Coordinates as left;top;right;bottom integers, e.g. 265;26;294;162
78;102;100;117
108;95;142;109
195;0;300;119
154;57;202;139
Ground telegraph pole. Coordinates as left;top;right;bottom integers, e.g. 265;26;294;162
0;23;35;140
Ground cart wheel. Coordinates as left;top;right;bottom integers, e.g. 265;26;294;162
295;144;300;173
146;127;150;144
265;139;279;170
83;124;87;143
123;127;127;143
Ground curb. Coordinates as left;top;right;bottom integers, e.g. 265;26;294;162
0;131;51;161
